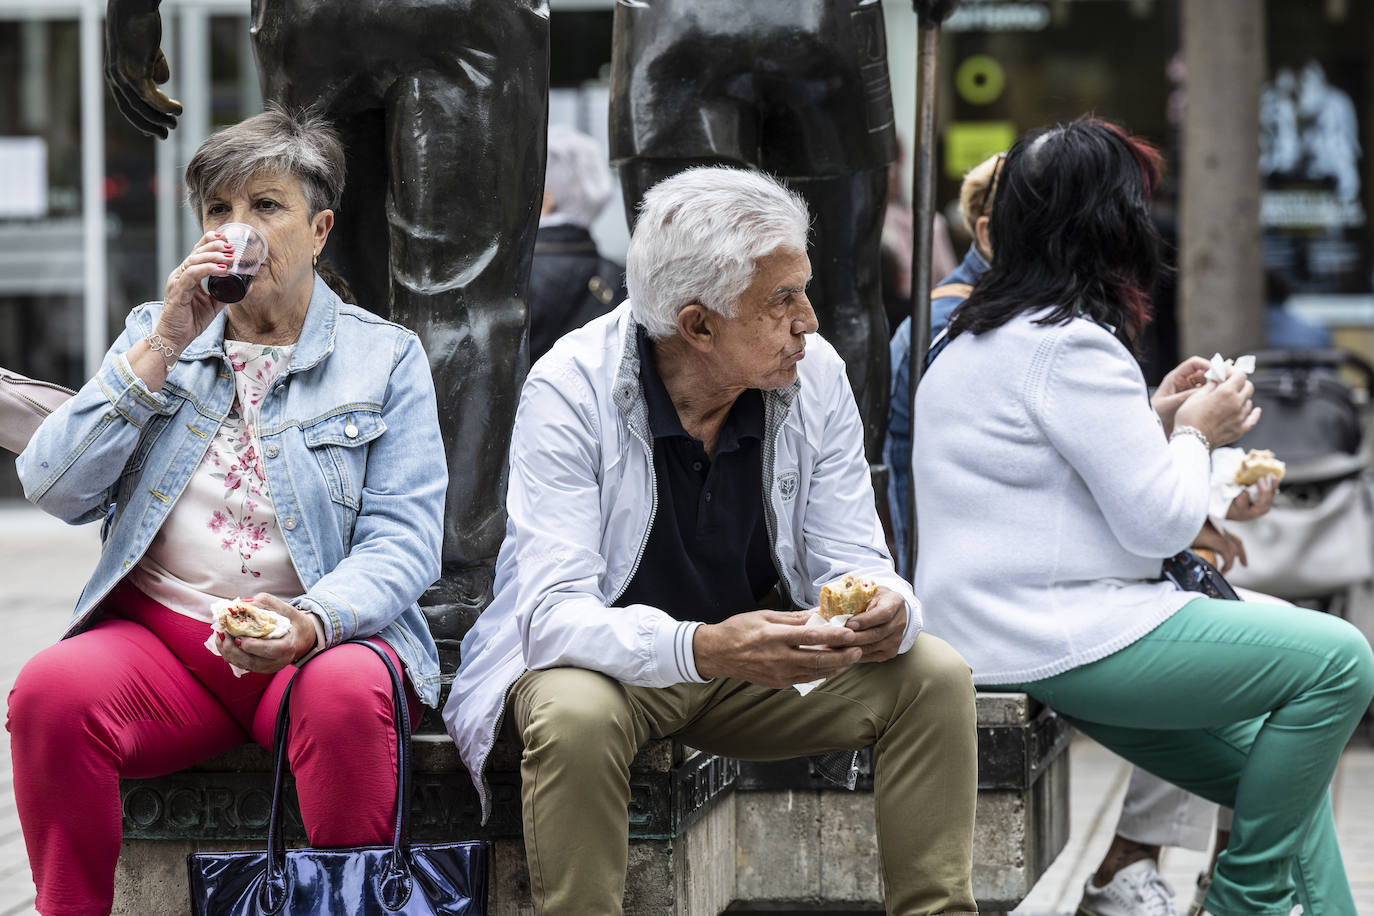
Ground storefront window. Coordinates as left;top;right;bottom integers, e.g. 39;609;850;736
0;2;257;500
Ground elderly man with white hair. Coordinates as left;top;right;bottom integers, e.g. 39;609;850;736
443;167;978;915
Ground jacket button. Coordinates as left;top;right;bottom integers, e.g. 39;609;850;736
283;517;297;530
265;445;279;459
345;423;359;439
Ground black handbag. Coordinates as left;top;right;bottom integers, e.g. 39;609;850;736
1162;549;1241;601
187;640;489;915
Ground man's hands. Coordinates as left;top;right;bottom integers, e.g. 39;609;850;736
692;587;907;688
845;587;907;663
106;0;183;139
218;594;319;675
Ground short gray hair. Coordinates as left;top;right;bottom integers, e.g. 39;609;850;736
184;105;346;217
544;125;614;229
627;167;810;338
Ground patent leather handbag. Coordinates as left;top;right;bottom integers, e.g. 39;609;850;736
1162;549;1241;601
187;640;489;915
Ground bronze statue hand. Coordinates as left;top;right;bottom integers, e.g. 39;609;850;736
105;0;183;139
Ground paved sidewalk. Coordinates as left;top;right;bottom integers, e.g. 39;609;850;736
0;502;1370;915
0;505;101;916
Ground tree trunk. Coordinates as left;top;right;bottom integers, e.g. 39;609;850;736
1179;0;1266;357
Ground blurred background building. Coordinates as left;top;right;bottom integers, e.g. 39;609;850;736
1;0;1371;498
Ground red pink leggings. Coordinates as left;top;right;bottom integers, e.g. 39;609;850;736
6;580;422;915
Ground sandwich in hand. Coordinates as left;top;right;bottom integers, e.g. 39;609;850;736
819;574;878;621
214;599;281;639
1234;449;1286;486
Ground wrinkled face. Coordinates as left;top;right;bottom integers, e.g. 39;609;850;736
200;172;331;308
711;247;818;390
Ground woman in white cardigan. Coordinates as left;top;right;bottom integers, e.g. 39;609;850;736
914;118;1373;916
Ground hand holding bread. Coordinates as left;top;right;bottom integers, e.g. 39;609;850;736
214;594;319;674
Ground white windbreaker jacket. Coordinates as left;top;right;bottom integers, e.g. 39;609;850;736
442;302;920;821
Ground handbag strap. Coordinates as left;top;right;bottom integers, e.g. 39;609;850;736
264;639;413;874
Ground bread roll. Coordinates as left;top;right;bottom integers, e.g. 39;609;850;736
1234;449;1286;486
819;574;877;621
217;600;278;638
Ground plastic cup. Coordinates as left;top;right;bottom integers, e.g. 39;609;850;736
203;222;269;303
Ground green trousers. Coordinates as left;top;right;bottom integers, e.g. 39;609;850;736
995;598;1374;916
509;632;979;915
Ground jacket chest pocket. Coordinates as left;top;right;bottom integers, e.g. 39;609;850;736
302;409;386;509
118;413;175;485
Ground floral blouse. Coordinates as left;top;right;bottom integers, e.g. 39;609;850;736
129;340;305;621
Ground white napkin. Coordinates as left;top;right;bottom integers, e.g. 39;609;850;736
1206;446;1278;537
205;598;291;677
794;611;854;696
1208;447;1248;523
1203;352;1256;384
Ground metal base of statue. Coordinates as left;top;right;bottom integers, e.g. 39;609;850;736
609;0;897;461
252;0;552;662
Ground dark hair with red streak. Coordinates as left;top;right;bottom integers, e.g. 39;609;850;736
948;117;1166;351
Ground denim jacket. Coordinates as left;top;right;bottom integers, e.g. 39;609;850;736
16;275;447;705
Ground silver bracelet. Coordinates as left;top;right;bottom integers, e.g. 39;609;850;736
144;332;179;371
1170;424;1211;451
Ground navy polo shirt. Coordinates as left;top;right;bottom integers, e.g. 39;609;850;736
617;328;780;624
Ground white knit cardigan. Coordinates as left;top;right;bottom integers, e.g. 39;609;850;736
913;312;1211;685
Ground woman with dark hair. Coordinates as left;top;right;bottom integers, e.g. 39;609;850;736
914;118;1373;916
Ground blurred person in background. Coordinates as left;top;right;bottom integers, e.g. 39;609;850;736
885;151;1002;575
880;141;957;336
529;125;627;362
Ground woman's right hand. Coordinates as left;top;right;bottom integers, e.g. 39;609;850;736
155;231;235;351
1173;370;1261;447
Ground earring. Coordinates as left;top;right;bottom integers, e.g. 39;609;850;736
313;253;318;267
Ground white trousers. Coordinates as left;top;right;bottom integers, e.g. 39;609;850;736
1115;767;1233;849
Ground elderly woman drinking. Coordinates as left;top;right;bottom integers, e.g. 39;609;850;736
10;106;446;916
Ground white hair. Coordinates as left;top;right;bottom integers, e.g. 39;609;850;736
627;167;811;338
543;125;615;229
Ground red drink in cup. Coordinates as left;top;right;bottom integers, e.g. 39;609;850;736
204;223;268;303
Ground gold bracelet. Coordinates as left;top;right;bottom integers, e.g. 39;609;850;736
144;332;179;372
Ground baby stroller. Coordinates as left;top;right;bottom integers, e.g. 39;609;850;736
1225;348;1374;740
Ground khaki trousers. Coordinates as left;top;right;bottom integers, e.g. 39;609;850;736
509;633;979;915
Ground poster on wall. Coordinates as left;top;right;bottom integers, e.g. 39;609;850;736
1260;59;1371;297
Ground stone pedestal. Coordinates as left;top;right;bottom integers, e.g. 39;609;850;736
117;693;1069;915
728;693;1072;915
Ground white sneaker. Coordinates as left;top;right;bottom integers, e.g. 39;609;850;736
1076;858;1179;916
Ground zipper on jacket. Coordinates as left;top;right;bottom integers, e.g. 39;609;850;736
761;410;794;609
608;426;659;605
476;669;524;825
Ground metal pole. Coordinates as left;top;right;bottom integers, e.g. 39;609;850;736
905;1;956;581
79;0;107;379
